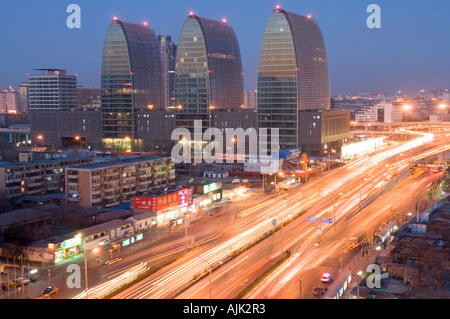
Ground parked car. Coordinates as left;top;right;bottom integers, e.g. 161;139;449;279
28;275;38;283
313;286;327;296
1;280;17;290
41;286;58;297
16;277;31;285
320;273;332;283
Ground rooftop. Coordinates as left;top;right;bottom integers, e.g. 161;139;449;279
71;219;132;238
0;151;95;169
128;211;156;221
66;155;169;171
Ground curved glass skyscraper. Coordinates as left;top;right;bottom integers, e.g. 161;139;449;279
175;13;244;131
258;6;330;150
101;18;164;151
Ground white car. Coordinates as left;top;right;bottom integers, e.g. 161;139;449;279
321;273;332;283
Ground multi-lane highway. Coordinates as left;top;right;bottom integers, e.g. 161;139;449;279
104;129;448;299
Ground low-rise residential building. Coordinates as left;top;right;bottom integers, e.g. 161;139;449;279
65;156;176;208
75;219;134;252
0;151;95;203
126;211;157;233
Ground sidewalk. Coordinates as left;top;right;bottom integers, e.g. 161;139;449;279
339;244;389;299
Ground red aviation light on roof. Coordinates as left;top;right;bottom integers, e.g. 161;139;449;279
276;5;280;10
189;11;194;17
307;14;312;19
222;18;227;23
113;16;118;21
143;21;148;26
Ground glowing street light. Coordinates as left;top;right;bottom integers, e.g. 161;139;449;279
36;135;44;147
403;105;412;122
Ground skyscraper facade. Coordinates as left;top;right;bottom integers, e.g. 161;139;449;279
175;13;244;132
18;82;29;114
257;6;330;150
158;35;177;110
101;18;164;151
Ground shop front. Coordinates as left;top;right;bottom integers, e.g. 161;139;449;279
48;236;82;264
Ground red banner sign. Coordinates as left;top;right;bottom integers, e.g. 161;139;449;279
134;188;191;212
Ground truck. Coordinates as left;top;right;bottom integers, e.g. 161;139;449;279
343;231;368;252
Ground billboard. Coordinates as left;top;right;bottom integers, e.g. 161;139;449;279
134;188;191;212
134;197;152;210
193;182;222;195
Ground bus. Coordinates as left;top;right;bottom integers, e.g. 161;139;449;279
374;221;398;243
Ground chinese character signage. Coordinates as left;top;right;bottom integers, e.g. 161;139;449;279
134;189;192;212
134;197;152;210
178;188;189;208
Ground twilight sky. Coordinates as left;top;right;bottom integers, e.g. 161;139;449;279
1;0;449;94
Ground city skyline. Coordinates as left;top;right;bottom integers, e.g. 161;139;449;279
1;0;450;94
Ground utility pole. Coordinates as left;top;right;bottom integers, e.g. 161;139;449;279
281;216;284;258
299;279;302;299
185;210;188;253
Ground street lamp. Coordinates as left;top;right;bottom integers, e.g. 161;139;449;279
438;104;447;162
75;136;81;149
37;134;44;147
324;149;336;171
84;247;100;299
403;105;411;123
197;255;212;299
357;270;363;299
334;192;343;230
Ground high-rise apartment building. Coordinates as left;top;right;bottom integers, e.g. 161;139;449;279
0;87;20;114
158;35;177;110
175;12;244;132
18;82;29;114
28;69;78;110
101;18;165;151
257;6;330;150
27;70;102;148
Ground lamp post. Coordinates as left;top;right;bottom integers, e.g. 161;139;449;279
37;134;44;147
324;149;336;171
438;104;447;162
84;247;99;299
334;192;343;230
357;270;363;299
403;105;411;123
197;256;212;299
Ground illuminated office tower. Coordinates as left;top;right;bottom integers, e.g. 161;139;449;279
175;12;244;132
257;6;330;150
101;18;164;151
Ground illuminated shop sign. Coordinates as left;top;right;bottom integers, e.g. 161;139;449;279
61;237;81;250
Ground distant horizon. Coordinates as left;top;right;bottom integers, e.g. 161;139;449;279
1;0;449;95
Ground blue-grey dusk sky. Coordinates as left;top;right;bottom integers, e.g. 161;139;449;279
1;0;449;94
